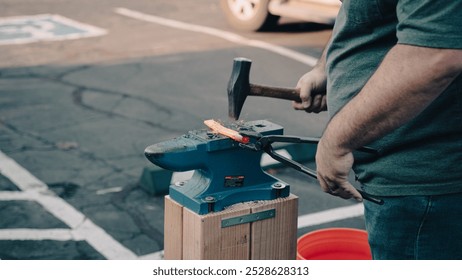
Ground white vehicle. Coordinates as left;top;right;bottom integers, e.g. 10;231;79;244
221;0;340;31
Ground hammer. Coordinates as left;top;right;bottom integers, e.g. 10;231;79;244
228;57;302;120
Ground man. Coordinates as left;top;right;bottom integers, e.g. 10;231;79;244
293;0;462;259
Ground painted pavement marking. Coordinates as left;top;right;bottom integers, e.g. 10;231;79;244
0;14;106;45
114;7;318;67
297;204;364;228
0;151;148;260
0;228;77;241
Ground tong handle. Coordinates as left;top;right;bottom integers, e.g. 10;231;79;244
259;135;378;155
263;140;384;205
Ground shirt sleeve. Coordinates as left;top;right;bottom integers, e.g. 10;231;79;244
396;0;462;49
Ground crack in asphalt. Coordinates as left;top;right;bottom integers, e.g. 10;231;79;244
1;65;201;133
0;63;192;176
70;87;183;133
110;183;164;248
1;120;129;177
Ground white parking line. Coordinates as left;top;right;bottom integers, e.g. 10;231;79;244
114;7;318;66
96;186;124;195
0;152;48;192
297;204;364;229
0;228;77;241
0;151;138;260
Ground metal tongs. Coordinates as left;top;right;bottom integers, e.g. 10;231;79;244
240;133;384;205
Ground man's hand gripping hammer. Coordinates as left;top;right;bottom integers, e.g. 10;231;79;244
228;57;302;120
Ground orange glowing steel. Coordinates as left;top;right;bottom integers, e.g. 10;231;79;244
204;119;250;144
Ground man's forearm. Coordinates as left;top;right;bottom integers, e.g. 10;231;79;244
322;44;462;154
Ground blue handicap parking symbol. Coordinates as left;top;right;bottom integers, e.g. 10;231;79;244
0;14;107;45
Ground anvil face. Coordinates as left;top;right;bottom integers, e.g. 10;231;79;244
144;120;284;171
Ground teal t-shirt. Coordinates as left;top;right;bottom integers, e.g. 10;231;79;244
326;0;462;196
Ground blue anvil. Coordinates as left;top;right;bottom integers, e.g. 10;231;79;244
144;120;290;214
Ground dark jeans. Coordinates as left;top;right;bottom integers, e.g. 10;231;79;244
364;192;462;260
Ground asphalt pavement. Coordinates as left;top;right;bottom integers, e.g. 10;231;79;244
0;0;366;260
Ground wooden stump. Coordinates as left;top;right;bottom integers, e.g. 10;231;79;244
164;194;298;260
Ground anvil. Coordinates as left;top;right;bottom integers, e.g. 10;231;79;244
144;120;290;214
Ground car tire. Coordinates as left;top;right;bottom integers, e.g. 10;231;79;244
220;0;280;31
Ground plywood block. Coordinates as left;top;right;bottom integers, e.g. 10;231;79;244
163;195;183;260
182;203;251;259
250;194;298;260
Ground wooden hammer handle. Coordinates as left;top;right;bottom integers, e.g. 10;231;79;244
249;84;302;103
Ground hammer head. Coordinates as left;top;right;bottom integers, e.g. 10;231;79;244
227;57;252;120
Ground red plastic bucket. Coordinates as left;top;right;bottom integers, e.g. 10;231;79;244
297;228;372;260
